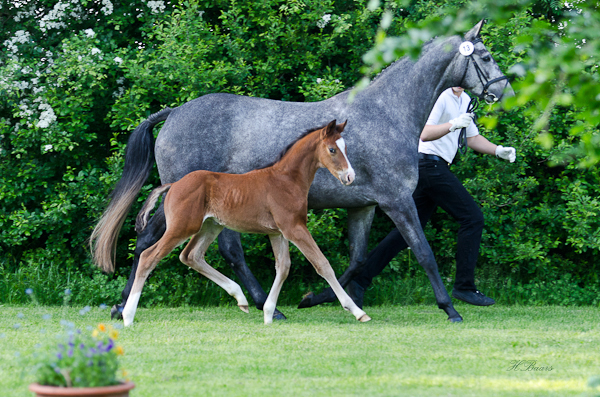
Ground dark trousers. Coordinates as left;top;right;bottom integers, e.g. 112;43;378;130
354;157;484;292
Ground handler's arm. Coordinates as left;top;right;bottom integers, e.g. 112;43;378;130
467;134;497;155
420;123;452;141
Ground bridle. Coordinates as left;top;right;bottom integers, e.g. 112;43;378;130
457;37;510;154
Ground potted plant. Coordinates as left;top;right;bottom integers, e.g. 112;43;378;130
28;323;134;396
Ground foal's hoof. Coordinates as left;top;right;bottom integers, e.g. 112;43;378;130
110;304;124;320
273;309;287;321
297;292;315;309
239;305;250;313
448;315;463;323
358;314;372;323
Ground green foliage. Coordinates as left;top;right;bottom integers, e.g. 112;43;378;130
0;0;598;308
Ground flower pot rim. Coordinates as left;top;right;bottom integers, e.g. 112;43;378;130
29;381;135;395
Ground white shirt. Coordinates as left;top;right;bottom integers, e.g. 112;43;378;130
418;88;479;163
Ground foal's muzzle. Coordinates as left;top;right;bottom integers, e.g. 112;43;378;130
339;169;355;186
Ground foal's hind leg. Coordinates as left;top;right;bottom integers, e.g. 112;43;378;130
180;221;249;313
285;225;371;322
113;204;166;320
263;234;291;324
122;230;186;327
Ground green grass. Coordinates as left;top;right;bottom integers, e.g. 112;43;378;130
2;304;600;396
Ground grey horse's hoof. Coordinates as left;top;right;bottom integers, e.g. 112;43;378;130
297;292;316;309
448;315;463;323
111;304;124;320
273;309;287;320
297;289;337;309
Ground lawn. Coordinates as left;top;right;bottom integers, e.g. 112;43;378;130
2;304;599;396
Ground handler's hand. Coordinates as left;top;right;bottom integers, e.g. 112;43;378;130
495;145;516;162
449;113;474;131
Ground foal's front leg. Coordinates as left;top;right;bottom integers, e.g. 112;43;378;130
285;225;371;322
263;234;291;324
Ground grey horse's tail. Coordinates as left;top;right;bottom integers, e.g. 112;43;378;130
135;184;171;234
90;108;172;273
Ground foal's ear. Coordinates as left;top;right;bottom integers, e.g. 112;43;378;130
464;20;484;42
336;120;348;134
322;119;337;139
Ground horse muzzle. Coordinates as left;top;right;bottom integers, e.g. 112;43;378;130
339;168;355;186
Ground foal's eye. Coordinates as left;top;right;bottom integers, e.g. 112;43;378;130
329;148;336;154
481;55;491;62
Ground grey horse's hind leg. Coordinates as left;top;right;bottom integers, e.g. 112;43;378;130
380;198;462;322
218;229;287;320
298;205;376;309
111;204;167;320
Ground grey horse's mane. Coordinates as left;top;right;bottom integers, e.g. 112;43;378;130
370;37;443;85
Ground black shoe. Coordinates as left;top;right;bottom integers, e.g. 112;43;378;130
346;280;365;309
452;289;495;306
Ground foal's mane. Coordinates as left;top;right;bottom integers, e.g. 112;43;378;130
256;123;329;170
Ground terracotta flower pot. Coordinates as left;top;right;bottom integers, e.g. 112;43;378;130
29;381;135;397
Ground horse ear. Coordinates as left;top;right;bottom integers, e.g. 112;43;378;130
336;120;348;133
323;119;337;138
464;20;484;42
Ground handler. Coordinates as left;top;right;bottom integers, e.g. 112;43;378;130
348;86;516;307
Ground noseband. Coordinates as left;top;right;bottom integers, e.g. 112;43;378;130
457;37;510;154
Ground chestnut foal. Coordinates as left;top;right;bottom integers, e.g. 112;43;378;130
122;120;371;326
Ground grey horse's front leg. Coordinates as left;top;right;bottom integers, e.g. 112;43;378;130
218;229;286;320
380;198;462;322
298;206;376;308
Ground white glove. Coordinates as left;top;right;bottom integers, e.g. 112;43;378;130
449;113;474;131
495;145;516;162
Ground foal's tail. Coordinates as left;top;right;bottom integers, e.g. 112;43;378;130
90;108;172;273
135;184;172;234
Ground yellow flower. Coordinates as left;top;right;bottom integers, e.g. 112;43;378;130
92;329;99;338
109;329;119;340
116;346;124;355
97;323;106;332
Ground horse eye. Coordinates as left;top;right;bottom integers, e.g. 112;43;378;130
329;147;336;154
482;55;491;62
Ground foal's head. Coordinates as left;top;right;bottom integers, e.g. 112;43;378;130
317;120;355;186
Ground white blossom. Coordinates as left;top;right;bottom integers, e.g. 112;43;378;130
114;56;123;64
101;0;113;15
147;1;166;14
317;14;332;29
91;48;101;56
37;103;57;129
44;144;53;152
84;29;95;38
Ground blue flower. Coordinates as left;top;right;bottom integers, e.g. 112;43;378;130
56;352;63;360
25;288;33;295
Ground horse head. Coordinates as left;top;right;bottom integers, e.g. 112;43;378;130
318;120;355;186
456;20;514;104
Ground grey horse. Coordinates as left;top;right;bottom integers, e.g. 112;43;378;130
91;21;512;322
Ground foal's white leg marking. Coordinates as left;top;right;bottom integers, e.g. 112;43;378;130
122;292;141;327
335;138;355;184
